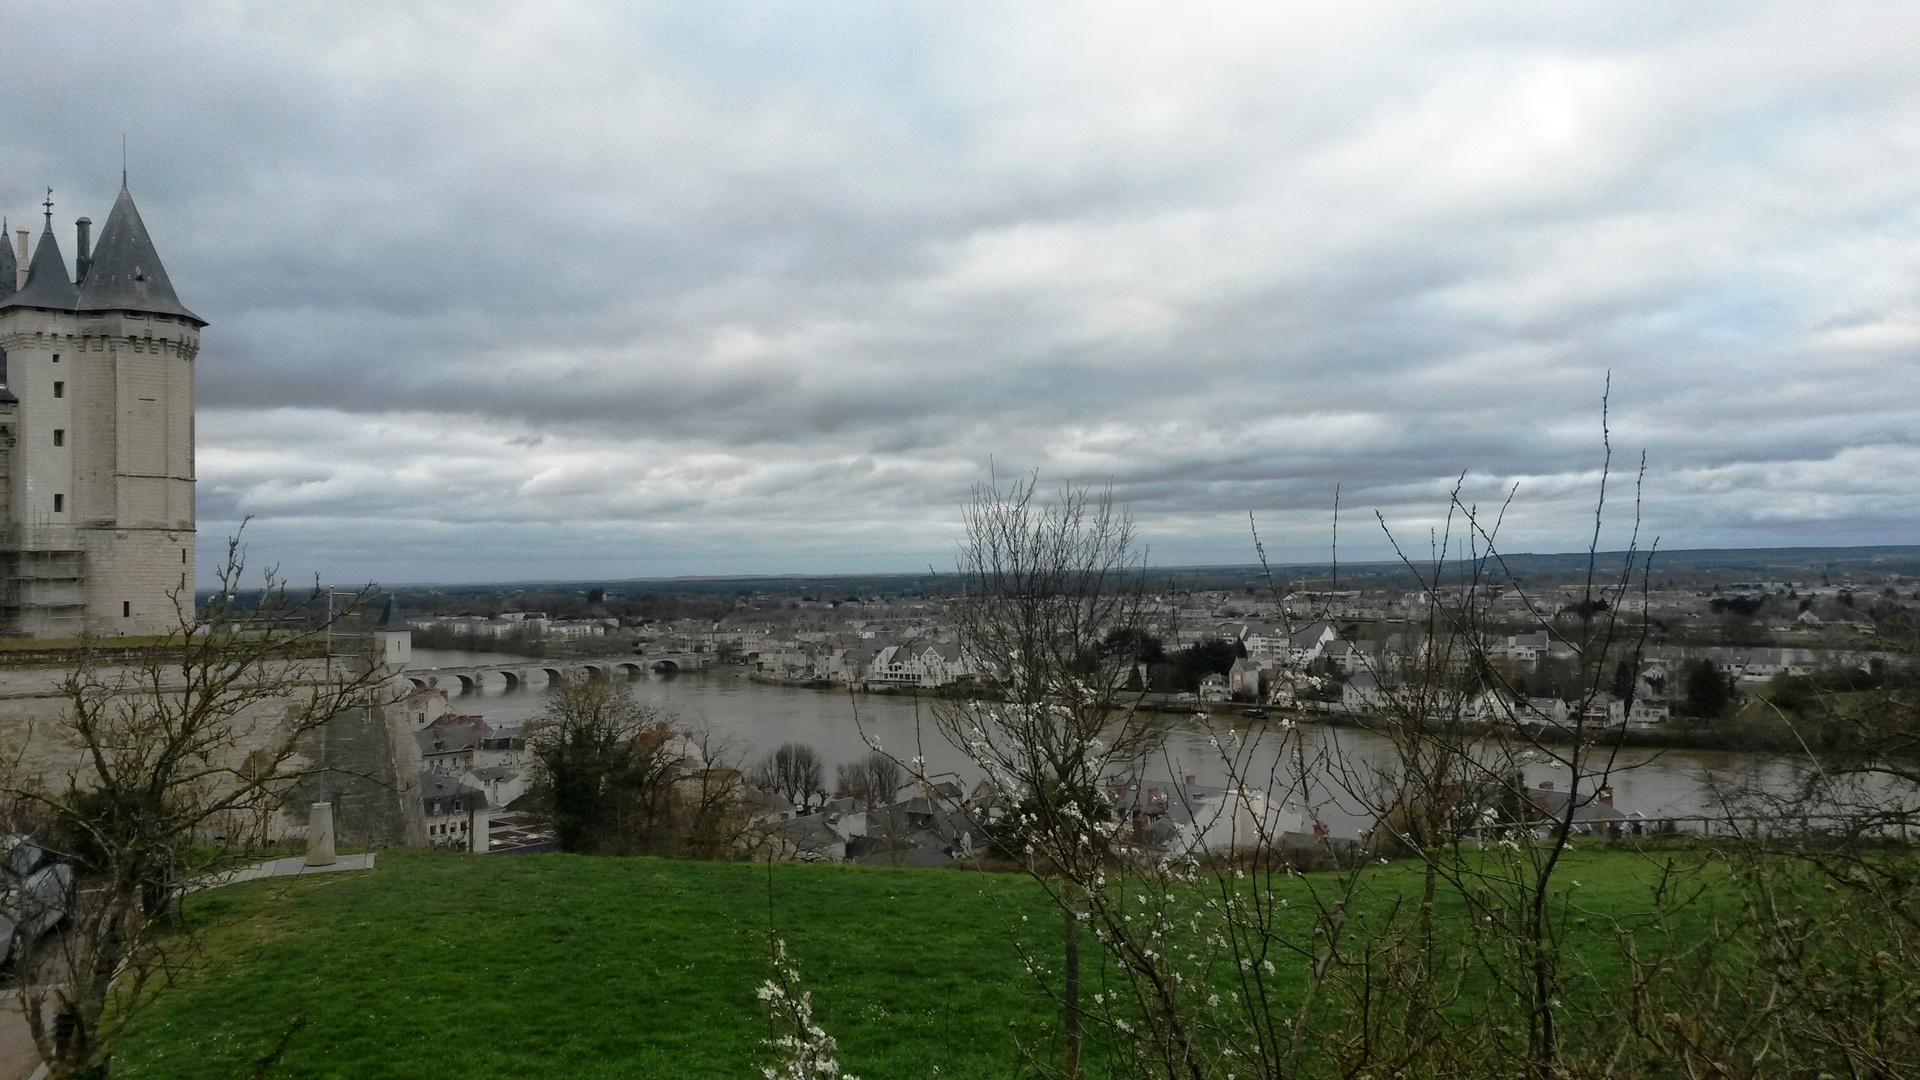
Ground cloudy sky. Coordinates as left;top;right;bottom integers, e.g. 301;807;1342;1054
4;2;1918;583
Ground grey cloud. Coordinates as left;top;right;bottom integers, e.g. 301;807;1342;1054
4;1;1918;583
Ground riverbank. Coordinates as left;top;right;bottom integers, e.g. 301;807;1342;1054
742;668;1831;758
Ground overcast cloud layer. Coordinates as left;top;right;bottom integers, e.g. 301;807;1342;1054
5;1;1918;583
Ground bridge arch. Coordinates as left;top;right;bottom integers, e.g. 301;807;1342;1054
452;673;476;692
651;658;680;673
498;669;522;689
541;667;566;684
615;661;644;678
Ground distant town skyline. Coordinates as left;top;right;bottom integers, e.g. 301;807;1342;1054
4;2;1917;584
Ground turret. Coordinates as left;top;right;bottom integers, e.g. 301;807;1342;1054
0;180;202;637
0;216;79;314
73;183;202;325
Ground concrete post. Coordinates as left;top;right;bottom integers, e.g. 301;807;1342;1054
306;802;337;866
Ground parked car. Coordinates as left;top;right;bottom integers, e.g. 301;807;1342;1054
1;835;72;970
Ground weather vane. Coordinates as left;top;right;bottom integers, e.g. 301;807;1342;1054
42;188;53;224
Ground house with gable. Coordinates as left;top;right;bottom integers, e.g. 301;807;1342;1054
1287;621;1341;668
1226;656;1266;697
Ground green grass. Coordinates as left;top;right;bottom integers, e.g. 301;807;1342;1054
109;847;1753;1079
114;853;1061;1079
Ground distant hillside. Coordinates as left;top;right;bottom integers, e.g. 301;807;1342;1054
361;544;1920;604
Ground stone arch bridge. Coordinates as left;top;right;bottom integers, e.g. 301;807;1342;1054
403;653;710;693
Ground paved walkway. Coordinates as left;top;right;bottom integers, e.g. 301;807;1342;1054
187;852;377;892
1;852;376;1080
0;998;36;1080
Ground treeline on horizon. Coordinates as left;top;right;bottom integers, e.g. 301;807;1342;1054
183;543;1920;633
347;543;1920;619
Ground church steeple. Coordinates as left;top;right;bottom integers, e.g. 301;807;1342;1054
73;181;202;326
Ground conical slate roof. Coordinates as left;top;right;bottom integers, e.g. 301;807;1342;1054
73;184;202;326
0;219;16;302
374;594;405;631
0;222;79;313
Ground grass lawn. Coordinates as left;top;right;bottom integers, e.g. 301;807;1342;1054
108;846;1747;1079
113;852;1061;1079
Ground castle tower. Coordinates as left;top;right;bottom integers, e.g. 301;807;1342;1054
0;184;202;637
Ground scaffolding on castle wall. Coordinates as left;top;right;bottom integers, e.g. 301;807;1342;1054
0;515;87;637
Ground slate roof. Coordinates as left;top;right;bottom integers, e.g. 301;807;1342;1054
417;769;488;810
417;720;482;756
0;187;203;326
0;220;15;302
73;185;203;325
1;222;79;313
373;594;405;630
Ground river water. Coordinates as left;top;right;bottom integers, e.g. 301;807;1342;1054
409;648;1817;836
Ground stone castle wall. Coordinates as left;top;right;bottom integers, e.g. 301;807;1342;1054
0;654;426;847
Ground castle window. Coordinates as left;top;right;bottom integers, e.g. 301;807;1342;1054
51;354;59;363
52;382;62;398
123;601;131;618
52;494;63;513
52;430;63;447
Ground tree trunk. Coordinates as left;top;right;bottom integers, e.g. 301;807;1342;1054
1064;901;1081;1079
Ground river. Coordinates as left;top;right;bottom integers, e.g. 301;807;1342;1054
408;648;1821;836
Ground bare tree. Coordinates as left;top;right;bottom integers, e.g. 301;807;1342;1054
950;404;1684;1080
833;751;903;810
750;743;827;811
0;535;393;1080
1632;614;1920;1076
1317;451;1656;1079
928;474;1166;1077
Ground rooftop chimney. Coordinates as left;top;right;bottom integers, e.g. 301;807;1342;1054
74;217;91;283
1599;787;1614;807
12;229;24;292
